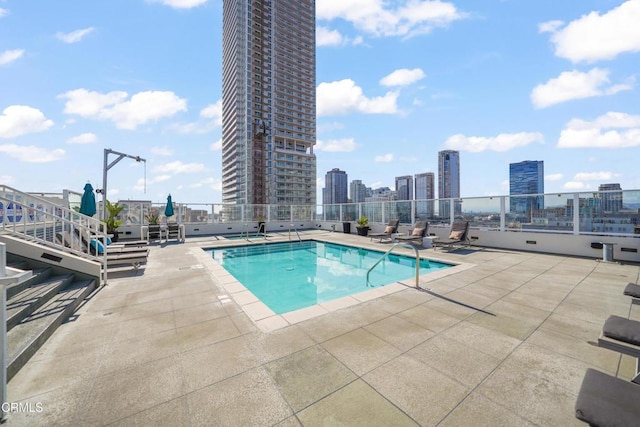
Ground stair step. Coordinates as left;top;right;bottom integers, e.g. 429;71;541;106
6;260;29;269
7;279;97;381
6;274;74;332
6;267;53;300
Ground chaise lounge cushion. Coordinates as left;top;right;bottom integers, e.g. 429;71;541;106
575;368;640;426
384;225;394;234
602;315;640;346
449;230;464;240
412;227;424;237
624;282;640;298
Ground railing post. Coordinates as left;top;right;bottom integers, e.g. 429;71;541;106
1;243;7;422
500;197;506;232
573;192;580;235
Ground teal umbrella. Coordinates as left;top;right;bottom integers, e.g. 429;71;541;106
164;194;174;218
79;182;97;217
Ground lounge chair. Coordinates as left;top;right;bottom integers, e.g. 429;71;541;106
433;221;470;251
166;223;182;242
624;282;640;299
598;315;640;361
395;221;428;245
575;368;640;426
369;219;400;242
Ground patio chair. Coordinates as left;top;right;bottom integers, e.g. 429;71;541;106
575;368;640;426
166;223;181;242
369;219;400;242
624;282;640;299
597;315;640;360
433;221;470;251
395;221;428;245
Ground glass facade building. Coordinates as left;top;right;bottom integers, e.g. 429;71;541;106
438;150;461;218
222;0;317;207
415;172;435;218
323;168;348;205
509;160;544;214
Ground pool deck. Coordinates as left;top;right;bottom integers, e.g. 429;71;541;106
7;230;640;426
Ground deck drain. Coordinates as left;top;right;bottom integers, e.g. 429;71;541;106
178;265;204;270
103;312;113;316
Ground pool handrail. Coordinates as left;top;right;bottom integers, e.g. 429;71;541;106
366;243;422;289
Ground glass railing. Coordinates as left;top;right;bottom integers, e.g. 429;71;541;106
113;189;640;237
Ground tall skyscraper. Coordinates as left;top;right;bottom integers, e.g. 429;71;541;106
221;0;317;207
350;180;367;203
509;160;544;214
415;172;435;218
395;175;414;200
323;168;348;205
598;183;623;213
438;150;461;218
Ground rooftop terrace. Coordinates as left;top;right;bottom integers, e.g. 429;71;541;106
6;231;640;426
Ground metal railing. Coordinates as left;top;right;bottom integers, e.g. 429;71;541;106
0;185;108;285
366;243;422;289
112;189;640;238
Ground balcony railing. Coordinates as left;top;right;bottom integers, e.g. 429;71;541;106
114;189;640;237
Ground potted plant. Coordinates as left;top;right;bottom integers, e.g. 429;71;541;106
356;216;370;236
103;200;124;242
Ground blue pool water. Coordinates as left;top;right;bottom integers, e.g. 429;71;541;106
207;241;452;314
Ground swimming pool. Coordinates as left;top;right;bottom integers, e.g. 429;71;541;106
207;241;453;314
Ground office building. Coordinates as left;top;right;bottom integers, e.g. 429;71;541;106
415;172;435;218
395;175;413;200
598;183;623;213
438;150;461;218
221;0;317;206
509;160;544;214
350;180;367;203
323;168;348;205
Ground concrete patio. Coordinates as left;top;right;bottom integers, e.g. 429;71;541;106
6;230;640;426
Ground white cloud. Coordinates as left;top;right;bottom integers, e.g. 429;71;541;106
316;26;363;47
59;89;187;130
317;79;399;116
56;27;95;44
545;173;564;181
210;139;222;151
374;153;394;162
0;8;8;18
132;175;172;191
151;146;174;156
0;49;24;65
444;132;544;152
154;160;206;174
0;175;14;185
557;111;640;148
543;1;640;63
317;0;465;39
0;144;65;163
0;105;54;138
171;100;221;134
531;68;632;108
67;132;97;144
563;181;587;190
147;0;207;8
189;177;222;191
573;172;615;181
538;20;563;34
315;138;357;152
380;68;425;87
317;26;344;46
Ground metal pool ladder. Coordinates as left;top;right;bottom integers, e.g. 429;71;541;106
366;243;423;289
288;224;301;242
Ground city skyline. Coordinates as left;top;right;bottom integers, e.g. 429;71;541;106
1;1;639;204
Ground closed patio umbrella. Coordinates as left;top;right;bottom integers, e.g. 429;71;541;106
79;182;97;217
164;194;174;218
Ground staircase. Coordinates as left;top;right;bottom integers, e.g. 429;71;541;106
4;256;97;381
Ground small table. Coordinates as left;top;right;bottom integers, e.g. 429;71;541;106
423;236;439;248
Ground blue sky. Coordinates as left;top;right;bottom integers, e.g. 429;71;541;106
1;0;639;205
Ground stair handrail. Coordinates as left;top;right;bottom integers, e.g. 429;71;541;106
288;223;301;242
0;186;108;285
366;243;422;289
